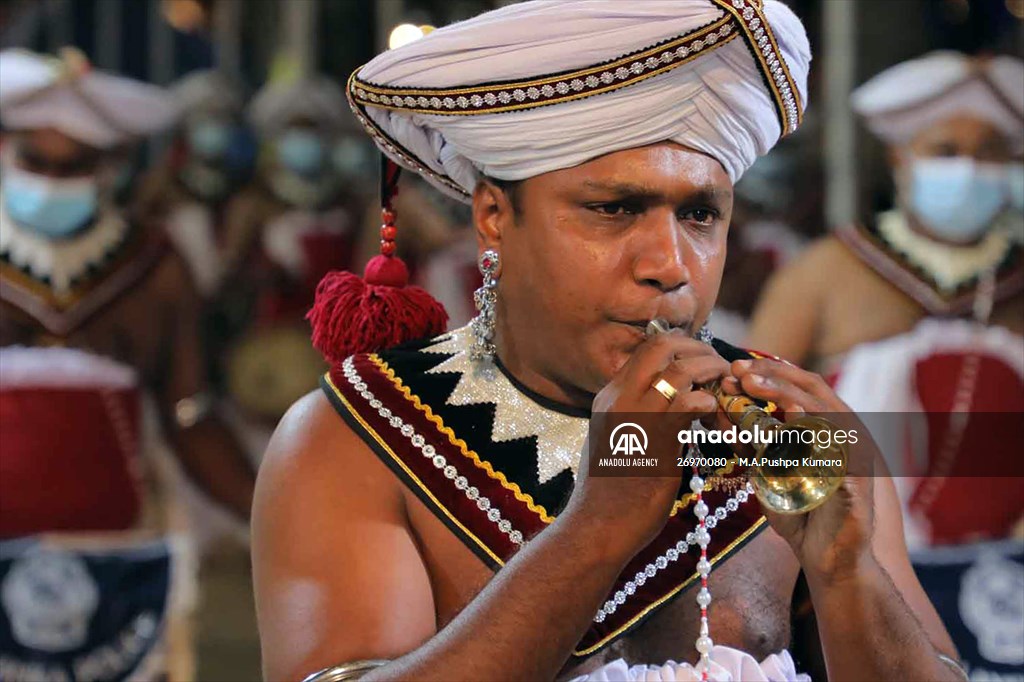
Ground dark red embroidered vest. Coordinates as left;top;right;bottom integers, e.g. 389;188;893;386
0;221;165;338
321;325;766;658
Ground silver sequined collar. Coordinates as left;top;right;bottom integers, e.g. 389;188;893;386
422;325;588;484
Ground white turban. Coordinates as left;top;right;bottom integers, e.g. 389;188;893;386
172;68;246;118
348;0;811;203
0;48;179;148
249;75;349;135
852;51;1024;149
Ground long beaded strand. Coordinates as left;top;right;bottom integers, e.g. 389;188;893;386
691;458;713;681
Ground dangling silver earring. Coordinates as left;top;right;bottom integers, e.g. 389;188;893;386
471;249;499;361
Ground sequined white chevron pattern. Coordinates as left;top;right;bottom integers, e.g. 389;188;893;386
423;325;587;484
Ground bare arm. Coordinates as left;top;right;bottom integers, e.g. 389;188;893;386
153;254;256;520
366;509;634;682
804;469;958;682
254;391;642;682
253;392;437;681
729;359;961;682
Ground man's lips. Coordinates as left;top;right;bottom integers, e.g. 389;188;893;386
611;320;694;348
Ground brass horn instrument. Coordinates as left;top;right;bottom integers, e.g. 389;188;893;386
646;319;847;514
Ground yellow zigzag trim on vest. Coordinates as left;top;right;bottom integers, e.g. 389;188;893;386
368;354;556;523
366;353;757;522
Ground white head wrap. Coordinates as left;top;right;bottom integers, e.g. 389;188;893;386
348;0;811;203
851;51;1024;149
0;48;179;148
172;68;246;119
249;75;349;136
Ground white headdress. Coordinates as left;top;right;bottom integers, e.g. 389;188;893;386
852;51;1024;149
346;0;811;203
0;48;179;148
248;75;349;136
172;68;246;118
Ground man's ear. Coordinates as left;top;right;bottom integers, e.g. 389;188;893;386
472;179;513;254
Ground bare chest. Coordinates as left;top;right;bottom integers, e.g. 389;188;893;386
405;490;799;678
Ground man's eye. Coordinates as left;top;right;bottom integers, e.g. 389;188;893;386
680;208;717;225
590;202;637;217
18;154;45;172
930;143;959;158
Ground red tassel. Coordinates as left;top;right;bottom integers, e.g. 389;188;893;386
308;255;449;364
308;157;447;363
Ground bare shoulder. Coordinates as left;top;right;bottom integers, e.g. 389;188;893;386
785;234;861;280
754;235;850;306
747;235;856;362
255;388;403;520
254;389;436;681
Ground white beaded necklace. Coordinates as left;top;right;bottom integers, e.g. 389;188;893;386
690;464;713;679
688;454;756;680
689;326;754;680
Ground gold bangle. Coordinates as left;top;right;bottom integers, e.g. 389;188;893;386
301;660;390;682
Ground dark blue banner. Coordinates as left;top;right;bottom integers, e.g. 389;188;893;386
0;538;173;682
912;539;1024;681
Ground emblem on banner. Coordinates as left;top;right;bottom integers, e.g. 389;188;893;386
1;548;99;652
960;553;1024;665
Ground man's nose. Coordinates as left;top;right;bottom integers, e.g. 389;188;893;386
631;211;690;293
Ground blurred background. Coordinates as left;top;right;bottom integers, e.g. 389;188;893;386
0;1;1021;681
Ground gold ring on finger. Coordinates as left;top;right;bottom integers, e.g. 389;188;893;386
651;378;678;403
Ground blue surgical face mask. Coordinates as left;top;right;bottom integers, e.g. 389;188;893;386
906;157;1008;243
3;165;99;238
1007;163;1024;212
276;130;325;176
188;121;233;160
332;139;373;177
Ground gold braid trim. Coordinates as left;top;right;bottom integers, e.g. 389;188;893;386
708;0;802;134
350;15;736;115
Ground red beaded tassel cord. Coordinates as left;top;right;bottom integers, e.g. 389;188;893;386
308;157;448;363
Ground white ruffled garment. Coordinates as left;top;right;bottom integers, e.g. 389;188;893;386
571;646;810;682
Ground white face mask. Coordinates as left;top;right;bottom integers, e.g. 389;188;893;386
903;156;1009;243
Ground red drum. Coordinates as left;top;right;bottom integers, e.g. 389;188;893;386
0;348;143;538
834;319;1024;548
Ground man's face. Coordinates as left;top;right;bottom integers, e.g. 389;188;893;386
481;142;732;396
895;114;1012;167
10;128;103;178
